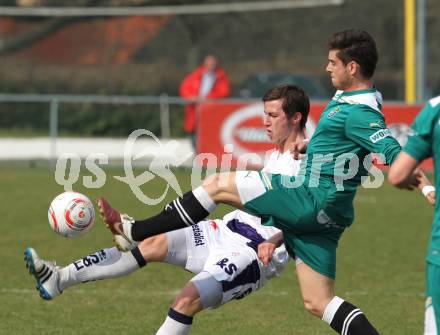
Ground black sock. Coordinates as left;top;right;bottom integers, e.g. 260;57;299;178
130;247;147;268
329;300;379;335
131;191;210;241
168;307;193;325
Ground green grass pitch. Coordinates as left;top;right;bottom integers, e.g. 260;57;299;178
0;166;434;334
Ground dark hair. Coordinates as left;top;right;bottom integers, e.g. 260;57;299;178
328;29;378;79
262;84;310;129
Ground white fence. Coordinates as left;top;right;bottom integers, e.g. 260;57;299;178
0;93;253;165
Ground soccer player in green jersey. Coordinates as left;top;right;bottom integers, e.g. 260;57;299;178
389;96;439;334
102;29;401;334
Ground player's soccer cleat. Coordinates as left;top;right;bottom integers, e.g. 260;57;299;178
97;197;138;251
24;247;62;300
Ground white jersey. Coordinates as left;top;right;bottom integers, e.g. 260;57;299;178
170;149;302;306
218;150;301;278
262;148;302;176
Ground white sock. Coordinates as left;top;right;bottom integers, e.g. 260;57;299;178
425;297;438;335
156;308;193;335
58;247;141;291
322;296;344;324
193;186;217;212
322;296;379;334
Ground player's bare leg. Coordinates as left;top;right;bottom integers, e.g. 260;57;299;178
137;235;168;262
296;262;379;334
156;272;222;335
296;262;335;317
201;171;243;208
172;282;204;316
156;283;201;335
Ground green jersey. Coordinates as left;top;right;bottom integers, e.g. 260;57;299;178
304;88;401;226
243;88;401;278
403;96;440;265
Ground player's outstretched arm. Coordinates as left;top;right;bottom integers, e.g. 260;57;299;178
388;152;420;189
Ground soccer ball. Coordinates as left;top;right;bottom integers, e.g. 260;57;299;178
48;191;95;238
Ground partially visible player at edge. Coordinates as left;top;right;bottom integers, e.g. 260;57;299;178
25;85;308;335
96;29;428;334
388;96;439;334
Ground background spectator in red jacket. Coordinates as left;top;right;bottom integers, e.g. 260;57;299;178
179;54;230;152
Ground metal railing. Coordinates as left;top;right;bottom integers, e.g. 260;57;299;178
0;1;345;17
0;93;255;165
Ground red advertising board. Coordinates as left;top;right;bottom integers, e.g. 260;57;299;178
198;102;433;170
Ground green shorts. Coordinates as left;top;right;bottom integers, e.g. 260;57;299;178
426;262;440;330
283;230;342;279
237;171;344;279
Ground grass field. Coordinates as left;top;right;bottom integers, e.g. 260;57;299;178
0;166;434;334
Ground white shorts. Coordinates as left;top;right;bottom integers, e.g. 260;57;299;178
166;219;283;307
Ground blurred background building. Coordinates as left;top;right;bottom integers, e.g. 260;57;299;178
0;0;438;140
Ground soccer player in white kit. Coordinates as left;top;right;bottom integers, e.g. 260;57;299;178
24;85;309;334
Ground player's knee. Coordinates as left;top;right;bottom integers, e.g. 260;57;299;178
138;235;167;262
302;297;326;318
171;282;204;317
172;295;198;314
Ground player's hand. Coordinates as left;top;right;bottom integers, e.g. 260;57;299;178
425;190;436;206
258;241;276;267
404;168;422;191
415;168;431;186
405;175;418;190
414;168;436;205
290;139;309;160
